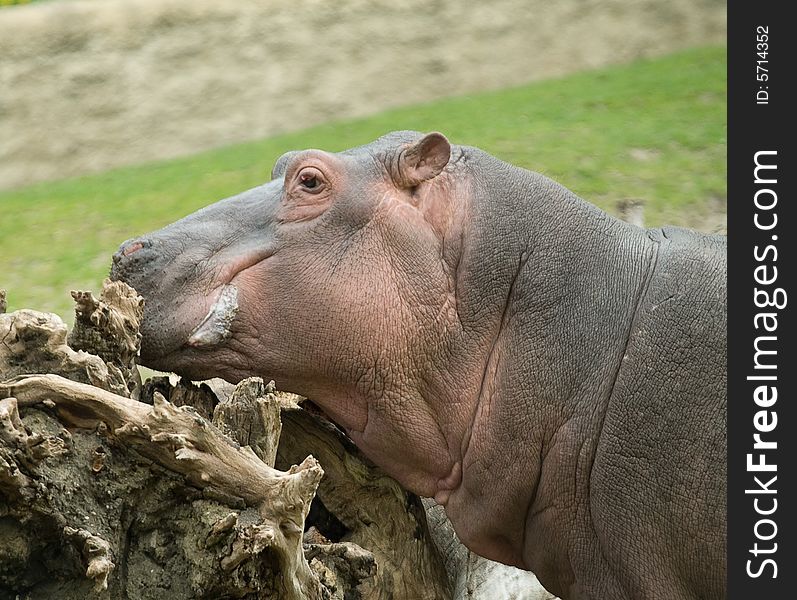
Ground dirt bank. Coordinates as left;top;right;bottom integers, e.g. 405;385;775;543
0;0;725;190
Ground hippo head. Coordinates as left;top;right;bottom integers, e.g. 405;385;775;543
110;131;477;496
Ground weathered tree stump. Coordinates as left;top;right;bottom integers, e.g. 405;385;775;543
0;280;453;599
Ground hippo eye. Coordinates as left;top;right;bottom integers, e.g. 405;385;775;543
297;168;324;193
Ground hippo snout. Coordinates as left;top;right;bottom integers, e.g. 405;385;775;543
110;238;163;298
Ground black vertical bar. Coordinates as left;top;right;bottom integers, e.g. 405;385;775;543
728;2;795;598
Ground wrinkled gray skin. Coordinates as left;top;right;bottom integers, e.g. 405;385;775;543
111;132;726;600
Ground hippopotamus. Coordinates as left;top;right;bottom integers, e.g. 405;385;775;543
110;131;727;600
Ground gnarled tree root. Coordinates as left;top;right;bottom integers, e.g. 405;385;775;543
0;374;331;600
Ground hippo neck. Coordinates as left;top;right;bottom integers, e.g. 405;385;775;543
442;158;657;572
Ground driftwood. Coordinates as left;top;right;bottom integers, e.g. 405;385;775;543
0;281;451;599
1;374;330;599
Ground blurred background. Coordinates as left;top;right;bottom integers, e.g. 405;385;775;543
1;0;726;319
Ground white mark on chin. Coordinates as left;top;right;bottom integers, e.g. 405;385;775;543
187;284;239;347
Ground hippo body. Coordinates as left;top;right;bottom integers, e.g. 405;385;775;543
111;132;726;600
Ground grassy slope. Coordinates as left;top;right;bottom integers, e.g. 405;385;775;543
0;46;726;318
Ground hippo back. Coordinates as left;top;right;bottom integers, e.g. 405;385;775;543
590;226;726;599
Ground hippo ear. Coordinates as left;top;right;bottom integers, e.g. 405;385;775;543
393;132;451;188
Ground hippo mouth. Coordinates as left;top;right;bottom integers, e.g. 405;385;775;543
187;284;239;348
178;249;273;351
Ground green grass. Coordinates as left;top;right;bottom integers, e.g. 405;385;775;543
0;46;726;319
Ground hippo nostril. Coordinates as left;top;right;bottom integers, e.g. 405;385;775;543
112;238;154;270
115;238;151;260
123;241;144;257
